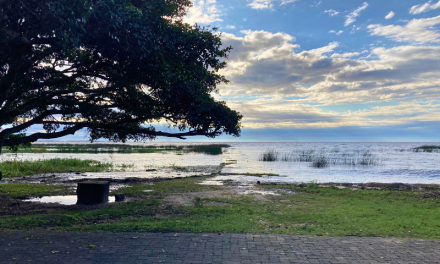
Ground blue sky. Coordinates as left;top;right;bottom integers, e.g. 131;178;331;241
177;0;440;142
32;0;440;142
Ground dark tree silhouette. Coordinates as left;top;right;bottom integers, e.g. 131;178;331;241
0;0;242;152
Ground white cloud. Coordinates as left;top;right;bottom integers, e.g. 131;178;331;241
350;25;361;34
385;11;395;19
368;15;440;43
329;30;344;35
184;0;222;25
409;0;440;15
331;52;360;58
217;30;440;128
310;1;322;7
345;2;369;26
324;9;339;16
247;0;299;10
225;25;236;29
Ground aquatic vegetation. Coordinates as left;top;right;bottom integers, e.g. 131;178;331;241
412;145;440;153
259;148;383;167
311;156;329;168
259;149;279;162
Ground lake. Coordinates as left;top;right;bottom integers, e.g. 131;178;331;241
2;142;440;184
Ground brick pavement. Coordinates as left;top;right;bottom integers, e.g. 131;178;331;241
1;231;440;264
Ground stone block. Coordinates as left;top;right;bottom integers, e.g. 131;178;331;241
77;181;110;205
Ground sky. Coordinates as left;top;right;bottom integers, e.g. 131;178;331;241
32;0;440;142
178;0;440;142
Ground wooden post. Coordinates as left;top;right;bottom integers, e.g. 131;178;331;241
76;181;110;205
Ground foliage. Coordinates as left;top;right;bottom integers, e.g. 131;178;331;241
0;0;242;149
4;133;31;153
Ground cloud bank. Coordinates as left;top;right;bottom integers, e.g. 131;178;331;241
368;15;440;43
218;29;440;129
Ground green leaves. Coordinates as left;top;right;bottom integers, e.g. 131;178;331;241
0;0;241;146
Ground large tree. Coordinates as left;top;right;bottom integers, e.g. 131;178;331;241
0;0;241;152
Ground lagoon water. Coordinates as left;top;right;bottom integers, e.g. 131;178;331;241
2;142;440;184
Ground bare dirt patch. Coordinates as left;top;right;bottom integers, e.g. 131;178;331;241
161;187;271;206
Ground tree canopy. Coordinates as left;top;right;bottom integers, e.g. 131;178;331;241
0;0;242;150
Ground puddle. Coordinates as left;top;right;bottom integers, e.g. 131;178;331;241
23;195;116;205
238;190;280;195
198;180;224;186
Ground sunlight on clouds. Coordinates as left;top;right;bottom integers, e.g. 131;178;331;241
324;9;339;16
385;11;395;19
217;28;440;129
331;52;360;58
409;0;440;14
368;15;440;43
329;30;343;35
345;2;369;26
247;0;299;10
225;98;440;129
184;0;222;25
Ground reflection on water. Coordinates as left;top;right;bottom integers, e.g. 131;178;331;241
3;142;440;184
23;195;115;205
224;142;440;184
2;143;229;155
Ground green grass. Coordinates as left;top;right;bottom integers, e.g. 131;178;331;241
0;183;72;198
0;158;112;179
2;179;440;239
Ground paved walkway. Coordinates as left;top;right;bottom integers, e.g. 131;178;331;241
1;231;440;264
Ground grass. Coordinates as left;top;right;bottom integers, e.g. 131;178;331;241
311;156;329;168
1;143;229;155
2;178;440;239
260;149;383;167
0;158;112;179
259;149;279;162
412;145;440;153
0;183;72;198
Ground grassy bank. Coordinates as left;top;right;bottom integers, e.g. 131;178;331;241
0;158;112;179
0;183;72;198
1;177;440;239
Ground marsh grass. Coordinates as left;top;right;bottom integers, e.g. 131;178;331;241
2;179;440;239
260;149;383;167
412;145;440;153
0;158;112;178
259;149;279;162
1;143;229;155
310;156;329;168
